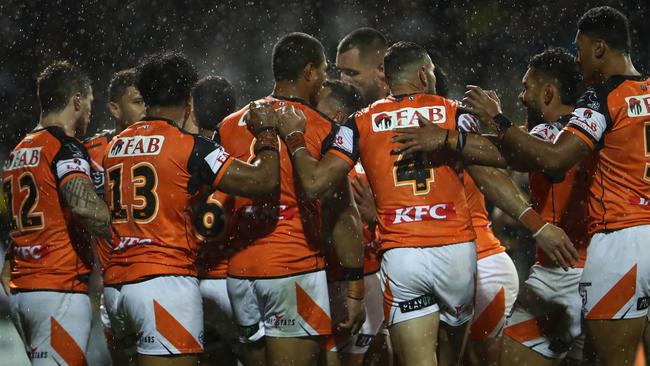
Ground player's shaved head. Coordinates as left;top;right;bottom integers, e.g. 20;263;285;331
192;76;236;131
322;80;364;116
384;41;433;89
135;51;198;107
578;6;630;53
337;27;388;61
528;47;583;105
272;32;325;82
37;60;91;115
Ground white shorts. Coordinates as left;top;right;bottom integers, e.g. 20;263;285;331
199;278;239;346
470;252;519;341
102;276;203;356
227;270;331;340
10;291;91;366
581;225;650;320
380;242;476;327
504;265;584;360
325;272;384;354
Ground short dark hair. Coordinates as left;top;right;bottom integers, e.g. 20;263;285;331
135;51;198;107
323;80;365;115
384;41;430;85
272;32;325;82
37;60;91;115
528;47;583;105
191;76;237;131
108;69;137;103
578;6;631;52
337;27;388;58
434;65;450;98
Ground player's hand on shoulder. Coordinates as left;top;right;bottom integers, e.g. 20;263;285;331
535;223;580;271
390;112;448;155
244;102;278;136
277;105;306;140
462;85;503;130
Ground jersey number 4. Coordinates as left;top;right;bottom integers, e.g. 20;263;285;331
393;153;435;195
2;173;45;232
107;163;159;224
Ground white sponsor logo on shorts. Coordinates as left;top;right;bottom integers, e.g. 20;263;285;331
3;147;41;171
385;203;456;225
371;106;446;132
108;136;165;157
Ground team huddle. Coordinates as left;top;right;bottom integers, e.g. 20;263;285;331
2;5;649;366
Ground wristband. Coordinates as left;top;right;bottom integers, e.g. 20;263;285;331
347;278;365;300
343;267;364;281
518;207;546;234
493;113;513;137
253;129;279;154
456;131;468;153
285;131;306;155
532;223;550;238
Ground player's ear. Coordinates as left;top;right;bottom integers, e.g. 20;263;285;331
107;102;121;120
543;84;554;106
304;63;316;82
418;67;428;88
594;39;606;59
72;92;82;111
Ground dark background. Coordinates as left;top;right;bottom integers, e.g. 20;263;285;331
1;0;648;160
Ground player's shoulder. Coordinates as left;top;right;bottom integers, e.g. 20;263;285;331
83;129;115;149
529;120;565;142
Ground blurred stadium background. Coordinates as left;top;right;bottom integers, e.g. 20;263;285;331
0;0;648;364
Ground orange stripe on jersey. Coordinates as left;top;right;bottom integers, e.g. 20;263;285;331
564;126;596;149
153;300;203;353
50;317;86;366
586;265;637;320
296;283;332;335
470;287;505;341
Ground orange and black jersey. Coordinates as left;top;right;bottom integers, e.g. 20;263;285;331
219;95;338;278
564;75;650;234
2;126;94;292
326;93;476;252
101;117;233;285
529;116;590;267
83;129;114;197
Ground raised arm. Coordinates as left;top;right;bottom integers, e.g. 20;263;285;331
276;106;352;201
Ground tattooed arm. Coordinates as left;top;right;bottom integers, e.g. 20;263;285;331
60;176;112;242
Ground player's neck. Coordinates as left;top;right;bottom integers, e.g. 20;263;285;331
601;53;640;80
543;104;574;122
38;110;76;137
273;82;311;102
389;83;425;97
146;106;188;127
199;128;215;139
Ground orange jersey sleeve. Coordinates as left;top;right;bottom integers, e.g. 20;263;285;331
219;96;338;278
529;119;590;267
101;118;234;285
326;93;476;252
564;76;650;234
3;127;94;292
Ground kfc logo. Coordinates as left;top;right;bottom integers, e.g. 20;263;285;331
113;236;154;251
385;203;456;225
626;95;650;117
13;245;49;260
371;106;446;132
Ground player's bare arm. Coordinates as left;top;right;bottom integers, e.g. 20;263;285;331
463;85;592;173
466;165;579;270
60;175;112;242
277;105;351;200
322;179;366;335
390;113;508;168
1;258;10;295
216;103;280;199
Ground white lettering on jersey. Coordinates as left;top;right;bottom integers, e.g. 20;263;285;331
3;148;42;171
55;158;91;179
113;236;153;251
386;203;456;225
371;106;446;132
333;125;354;154
626;95;650;117
12;244;49;260
567;108;607;142
108;136;165;157
204;145;230;174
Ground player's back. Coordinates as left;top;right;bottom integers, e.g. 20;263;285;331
565;76;650;233
219;96;337;278
3;127;93;292
102;118;229;284
341;93;475;251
